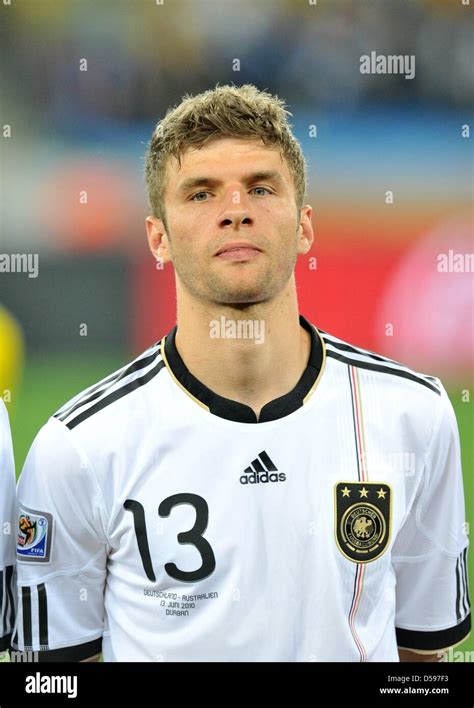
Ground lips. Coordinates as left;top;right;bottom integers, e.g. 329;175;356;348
215;242;262;256
216;248;261;261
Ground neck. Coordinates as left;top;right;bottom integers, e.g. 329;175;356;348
174;278;311;421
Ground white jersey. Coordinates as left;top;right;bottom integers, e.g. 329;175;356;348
0;400;16;651
12;316;471;661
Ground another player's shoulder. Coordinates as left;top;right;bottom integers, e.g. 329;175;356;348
0;401;14;489
0;398;10;428
317;325;443;398
53;339;165;432
0;399;13;455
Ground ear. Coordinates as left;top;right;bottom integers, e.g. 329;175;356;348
145;216;172;264
297;205;314;255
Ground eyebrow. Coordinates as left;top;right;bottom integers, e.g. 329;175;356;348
177;170;285;195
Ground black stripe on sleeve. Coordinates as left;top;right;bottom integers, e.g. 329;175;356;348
55;371;126;419
56;348;161;422
460;553;469;617
35;637;102;662
0;633;12;651
462;547;471;613
21;586;32;648
6;566;15;632
38;583;49;648
322;336;438;381
0;570;4;638
456;554;462;621
2;567;15;640
396;613;471;651
326;350;441;395
66;360;165;430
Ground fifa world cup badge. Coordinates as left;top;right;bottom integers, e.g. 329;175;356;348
334;482;392;563
17;507;53;563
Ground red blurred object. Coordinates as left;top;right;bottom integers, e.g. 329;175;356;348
131;245;403;354
39;159;142;252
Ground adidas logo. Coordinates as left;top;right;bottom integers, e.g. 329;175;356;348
240;451;286;485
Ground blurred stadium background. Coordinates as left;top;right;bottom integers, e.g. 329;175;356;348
0;0;472;656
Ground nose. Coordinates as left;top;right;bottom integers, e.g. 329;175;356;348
218;191;254;229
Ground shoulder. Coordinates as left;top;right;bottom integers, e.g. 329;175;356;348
0;399;10;430
0;400;15;490
52;339;165;432
0;399;13;457
19;341;166;484
317;326;443;398
314;325;454;450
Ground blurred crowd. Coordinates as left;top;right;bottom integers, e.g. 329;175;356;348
1;0;472;136
0;0;471;255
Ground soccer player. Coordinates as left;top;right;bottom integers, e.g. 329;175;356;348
12;84;471;662
0;400;16;655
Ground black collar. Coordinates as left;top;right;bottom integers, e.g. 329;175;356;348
163;314;324;423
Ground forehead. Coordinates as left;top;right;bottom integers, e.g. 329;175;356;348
164;137;291;189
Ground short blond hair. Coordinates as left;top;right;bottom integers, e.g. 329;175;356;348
145;83;307;226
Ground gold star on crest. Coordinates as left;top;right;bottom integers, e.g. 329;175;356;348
359;487;369;498
377;488;387;499
341;486;351;497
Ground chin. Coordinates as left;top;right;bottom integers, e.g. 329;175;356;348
204;273;274;304
215;290;269;305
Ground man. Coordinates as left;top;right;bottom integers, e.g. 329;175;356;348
12;84;471;662
0;400;16;655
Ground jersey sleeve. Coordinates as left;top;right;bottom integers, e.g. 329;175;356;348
0;401;17;651
392;382;471;654
11;416;107;661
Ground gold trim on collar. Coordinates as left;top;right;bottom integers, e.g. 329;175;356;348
160;334;211;412
303;324;327;404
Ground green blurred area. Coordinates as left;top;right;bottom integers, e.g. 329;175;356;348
7;355;474;657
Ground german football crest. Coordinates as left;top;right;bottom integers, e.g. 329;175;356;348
335;482;391;563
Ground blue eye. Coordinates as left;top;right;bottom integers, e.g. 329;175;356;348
190;186;272;202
